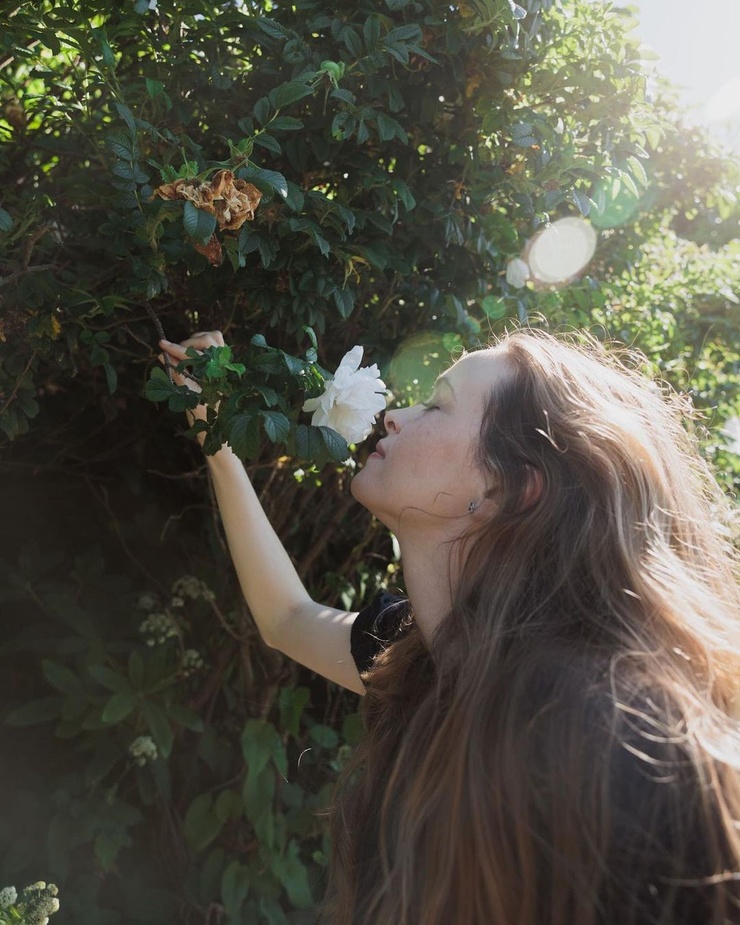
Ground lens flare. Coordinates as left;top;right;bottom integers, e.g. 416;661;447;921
388;332;460;403
524;216;597;285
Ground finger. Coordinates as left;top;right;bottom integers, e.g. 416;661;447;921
159;340;190;360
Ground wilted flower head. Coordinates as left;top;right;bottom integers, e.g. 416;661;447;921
302;346;387;445
152;169;262;232
505;256;530;288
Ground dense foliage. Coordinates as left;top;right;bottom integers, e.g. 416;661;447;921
0;0;737;922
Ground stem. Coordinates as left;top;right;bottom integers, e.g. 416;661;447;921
144;303;174;383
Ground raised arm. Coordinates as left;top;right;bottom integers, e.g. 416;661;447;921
159;333;366;696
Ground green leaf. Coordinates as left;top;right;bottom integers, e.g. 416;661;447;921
0;207;12;233
278;686;310;737
319;426;350;460
260;410;291;443
128;650;145;688
183;200;217;244
106;132;137;160
89;664;134;693
271;840;314;909
145;78;165;99
183;793;224;854
254;96;271;125
269;116;303;131
169;703;205;733
253;133;282;155
43;659;83;695
237;166;288;199
511;122;537;147
6;696;63;726
101;691;137;723
221;861;251;920
385;24;422;43
627;155;649;189
142;700;174;757
228;413;261;459
309;724;338;748
114;101;137;138
268;81;314;111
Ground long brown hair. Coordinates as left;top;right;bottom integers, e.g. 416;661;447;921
319;330;740;925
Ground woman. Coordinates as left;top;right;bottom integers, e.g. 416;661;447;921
159;329;740;925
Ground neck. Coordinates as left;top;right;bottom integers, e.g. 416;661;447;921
397;532;456;646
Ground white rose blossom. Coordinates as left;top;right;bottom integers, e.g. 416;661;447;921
505;256;530;288
302;346;387;445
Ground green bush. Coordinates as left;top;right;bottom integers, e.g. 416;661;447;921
0;0;737;922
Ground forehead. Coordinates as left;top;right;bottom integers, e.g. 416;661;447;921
442;348;512;395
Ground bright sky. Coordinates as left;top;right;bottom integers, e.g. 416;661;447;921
630;0;740;155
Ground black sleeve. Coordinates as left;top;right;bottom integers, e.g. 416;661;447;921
350;592;410;678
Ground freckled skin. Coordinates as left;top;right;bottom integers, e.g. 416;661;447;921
351;351;513;540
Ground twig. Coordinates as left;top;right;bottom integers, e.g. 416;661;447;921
0;349;38;416
144;303;174;383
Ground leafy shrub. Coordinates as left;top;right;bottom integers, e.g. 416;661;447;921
0;0;737;922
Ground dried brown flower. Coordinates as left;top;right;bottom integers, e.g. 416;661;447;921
152;169;262;232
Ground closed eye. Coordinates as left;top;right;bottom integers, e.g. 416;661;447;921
421;401;439;412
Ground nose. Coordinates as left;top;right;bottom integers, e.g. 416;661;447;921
383;404;414;434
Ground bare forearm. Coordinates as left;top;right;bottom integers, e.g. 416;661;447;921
206;446;312;646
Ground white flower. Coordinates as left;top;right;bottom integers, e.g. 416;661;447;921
0;886;17;909
505;257;530;288
302;346;387;445
129;735;158;766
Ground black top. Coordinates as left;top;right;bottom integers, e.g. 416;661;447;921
350;591;410;680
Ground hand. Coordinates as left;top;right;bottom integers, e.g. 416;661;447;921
158;330;226;433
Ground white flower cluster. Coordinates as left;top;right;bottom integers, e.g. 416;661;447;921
303;346;387;445
172;575;216;603
15;882;60;925
181;649;205;678
139;612;178;646
0;886;17;909
129;735;158;766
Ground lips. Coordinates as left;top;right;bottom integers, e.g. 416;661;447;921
373;440;387;458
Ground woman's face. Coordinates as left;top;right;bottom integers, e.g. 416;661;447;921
351;350;512;536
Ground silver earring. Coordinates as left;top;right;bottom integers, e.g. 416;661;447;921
468;500;478;514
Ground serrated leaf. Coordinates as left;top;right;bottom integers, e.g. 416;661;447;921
385;24;422;43
318;426;350;460
106;132;136;160
268;81;314;111
237;167;288;199
260;411;291;443
228;413;261;459
144;367;179;403
183;200;217;244
253;133;281;155
269;116;303;131
114;101;137;138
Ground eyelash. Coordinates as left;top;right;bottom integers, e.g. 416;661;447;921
422;402;439;412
